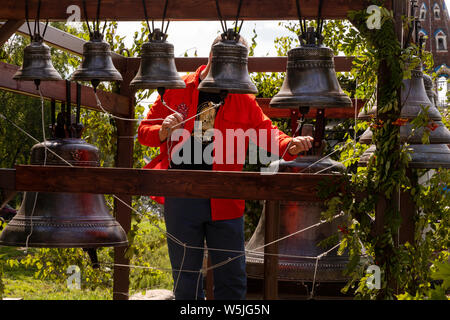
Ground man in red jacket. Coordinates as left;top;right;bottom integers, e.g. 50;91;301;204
138;35;313;300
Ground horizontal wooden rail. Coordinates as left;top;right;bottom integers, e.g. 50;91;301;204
11;165;347;202
124;56;355;74
0;0;375;21
0;61;130;116
0;169;15;190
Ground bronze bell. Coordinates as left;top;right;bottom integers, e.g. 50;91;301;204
246;156;349;282
198;29;257;95
70;31;122;88
270;27;352;109
0;139;128;247
130;29;185;91
359;143;450;169
399;66;450;144
13;34;62;86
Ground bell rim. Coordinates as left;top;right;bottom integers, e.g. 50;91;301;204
198;81;258;94
269;94;352;109
12;73;63;81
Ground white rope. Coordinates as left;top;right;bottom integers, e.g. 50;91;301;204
25;87;47;251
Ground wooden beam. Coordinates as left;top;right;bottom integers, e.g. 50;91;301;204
0;169;15;190
14;165;347;202
0;0;374;21
0;20;24;46
126;56;354;74
0;61;130;116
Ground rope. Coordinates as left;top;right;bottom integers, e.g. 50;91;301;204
141;0;152;34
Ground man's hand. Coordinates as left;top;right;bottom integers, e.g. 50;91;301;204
159;112;184;142
288;136;314;156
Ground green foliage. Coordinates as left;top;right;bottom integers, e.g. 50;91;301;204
317;5;450;300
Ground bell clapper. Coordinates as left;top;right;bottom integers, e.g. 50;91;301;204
91;79;100;93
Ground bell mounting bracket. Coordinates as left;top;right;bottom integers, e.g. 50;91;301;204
221;28;241;43
150;28;168;43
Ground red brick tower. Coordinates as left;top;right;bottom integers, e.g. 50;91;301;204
417;0;449;105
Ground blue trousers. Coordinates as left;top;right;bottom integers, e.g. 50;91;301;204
164;197;246;300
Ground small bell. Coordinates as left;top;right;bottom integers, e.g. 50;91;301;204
399;66;450;144
270;27;352;109
13;34;62;88
130;29;185;91
70;31;122;89
198;29;257;95
358;69;450;169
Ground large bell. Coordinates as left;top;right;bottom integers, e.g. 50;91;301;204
246;156;349;282
70;31;122;87
359;68;450;168
13;34;62;85
0;138;128;247
198;29;257;95
270;27;352;109
130;29;185;91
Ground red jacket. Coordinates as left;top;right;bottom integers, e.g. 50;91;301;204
138;65;296;221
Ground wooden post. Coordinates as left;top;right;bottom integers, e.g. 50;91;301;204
399;169;416;245
112;58;136;300
263;200;280;300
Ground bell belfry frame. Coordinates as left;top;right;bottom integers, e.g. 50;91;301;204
0;0;410;300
